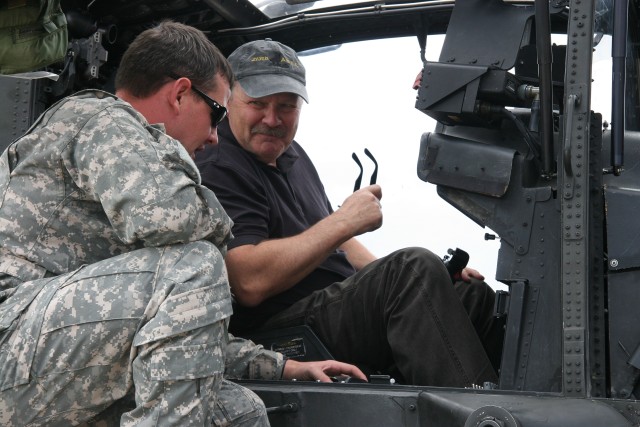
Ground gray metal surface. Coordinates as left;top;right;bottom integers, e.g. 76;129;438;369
559;0;597;398
243;381;639;426
417;132;516;197
0;75;46;153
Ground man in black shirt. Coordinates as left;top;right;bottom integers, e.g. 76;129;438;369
196;39;501;387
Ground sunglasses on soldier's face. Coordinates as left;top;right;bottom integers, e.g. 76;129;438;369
168;74;227;127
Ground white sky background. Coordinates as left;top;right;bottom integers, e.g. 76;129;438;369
295;34;613;291
295;36;504;289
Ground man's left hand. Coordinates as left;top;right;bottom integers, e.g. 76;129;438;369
460;267;485;282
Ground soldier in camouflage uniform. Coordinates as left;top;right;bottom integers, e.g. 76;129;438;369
0;21;364;426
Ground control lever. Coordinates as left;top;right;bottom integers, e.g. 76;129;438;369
442;248;469;282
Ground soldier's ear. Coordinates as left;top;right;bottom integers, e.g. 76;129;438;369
168;77;192;113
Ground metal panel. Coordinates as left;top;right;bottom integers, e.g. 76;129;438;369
604;188;640;270
242;381;639;427
0;76;43;153
559;0;597;398
604;131;640;271
417;390;633;426
439;0;535;69
607;269;640;398
417;132;515;197
436;168;562;393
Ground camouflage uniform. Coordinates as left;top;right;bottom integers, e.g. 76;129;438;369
0;90;283;426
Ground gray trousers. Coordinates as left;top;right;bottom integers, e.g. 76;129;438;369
0;242;268;426
258;247;499;387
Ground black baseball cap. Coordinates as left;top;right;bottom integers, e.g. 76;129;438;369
227;39;309;103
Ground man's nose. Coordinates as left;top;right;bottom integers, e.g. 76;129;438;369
262;105;281;127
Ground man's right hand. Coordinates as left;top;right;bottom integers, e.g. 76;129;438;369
335;184;383;236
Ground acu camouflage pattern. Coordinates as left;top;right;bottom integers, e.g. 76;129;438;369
0;90;284;426
0;89;231;289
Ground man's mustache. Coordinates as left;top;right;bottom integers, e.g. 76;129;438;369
251;125;286;138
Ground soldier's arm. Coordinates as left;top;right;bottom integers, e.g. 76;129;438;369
67;105;232;248
223;334;366;382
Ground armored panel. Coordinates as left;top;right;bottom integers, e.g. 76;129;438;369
417;390;634;426
417;132;515;197
607;269;640;398
604;131;640;271
433;159;562;392
439;0;534;69
604;131;640;398
242;381;639;427
0;74;48;153
604;188;640;270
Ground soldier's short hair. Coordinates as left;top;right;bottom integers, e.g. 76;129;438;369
115;21;234;97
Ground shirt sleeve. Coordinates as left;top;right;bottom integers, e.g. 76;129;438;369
63;103;233;250
223;333;286;380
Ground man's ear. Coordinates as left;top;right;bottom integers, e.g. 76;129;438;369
168;77;192;114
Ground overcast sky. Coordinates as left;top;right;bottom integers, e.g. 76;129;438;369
294;36;504;288
294;35;613;291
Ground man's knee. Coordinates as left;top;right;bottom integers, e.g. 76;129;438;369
133;240;233;352
454;278;496;305
385;247;449;280
159;240;226;287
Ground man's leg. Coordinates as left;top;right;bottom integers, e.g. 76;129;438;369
0;241;246;426
211;380;269;427
453;278;505;375
79;381;269;427
260;247;497;387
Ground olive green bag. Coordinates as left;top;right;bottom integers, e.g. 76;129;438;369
0;0;68;74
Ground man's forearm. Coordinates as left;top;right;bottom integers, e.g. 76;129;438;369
226;212;355;306
227;185;383;307
338;238;377;271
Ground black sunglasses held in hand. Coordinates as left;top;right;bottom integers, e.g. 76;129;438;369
168;73;227;127
352;148;378;192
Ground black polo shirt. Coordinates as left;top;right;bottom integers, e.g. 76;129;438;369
196;120;356;333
